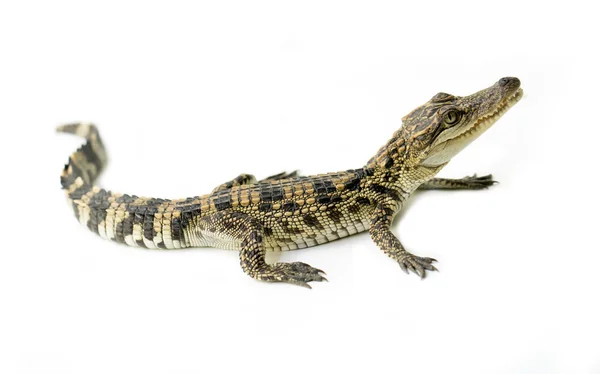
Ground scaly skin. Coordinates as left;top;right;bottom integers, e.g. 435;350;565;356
58;77;523;287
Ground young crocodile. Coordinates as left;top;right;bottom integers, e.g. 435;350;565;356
58;77;523;287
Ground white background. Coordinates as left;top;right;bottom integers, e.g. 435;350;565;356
1;1;599;373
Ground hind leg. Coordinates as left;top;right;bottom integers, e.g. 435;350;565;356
211;171;300;194
198;211;327;288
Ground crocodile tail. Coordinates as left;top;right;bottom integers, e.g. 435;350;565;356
57;123;107;194
57;123;191;249
57;123;117;241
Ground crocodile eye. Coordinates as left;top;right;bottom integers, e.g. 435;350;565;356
444;110;461;126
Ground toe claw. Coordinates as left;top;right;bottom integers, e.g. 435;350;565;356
396;254;437;278
399;262;409;274
414;267;425;278
273;262;327;287
409;265;420;276
287;279;311;289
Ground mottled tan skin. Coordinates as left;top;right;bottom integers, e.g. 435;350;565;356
59;77;523;288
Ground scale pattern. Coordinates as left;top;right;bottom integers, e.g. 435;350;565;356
59;125;377;252
58;77;522;287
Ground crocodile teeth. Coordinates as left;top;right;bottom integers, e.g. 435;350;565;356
457;88;523;141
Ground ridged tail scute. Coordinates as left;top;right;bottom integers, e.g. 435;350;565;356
57;122;109;226
57;123;190;249
57;123;107;193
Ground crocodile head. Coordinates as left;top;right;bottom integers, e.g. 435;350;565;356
372;77;523;171
417;77;523;167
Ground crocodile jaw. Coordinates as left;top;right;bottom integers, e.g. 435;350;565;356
422;88;523;167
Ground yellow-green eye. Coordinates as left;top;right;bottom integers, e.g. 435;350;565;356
444;110;461;126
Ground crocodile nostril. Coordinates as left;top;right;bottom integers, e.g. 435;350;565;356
499;77;520;87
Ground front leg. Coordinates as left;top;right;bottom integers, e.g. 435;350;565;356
369;204;437;278
418;174;497;190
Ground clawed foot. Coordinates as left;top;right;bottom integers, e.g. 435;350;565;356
396;254;438;279
462;174;497;189
260;262;327;288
